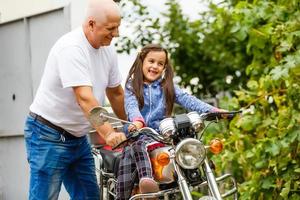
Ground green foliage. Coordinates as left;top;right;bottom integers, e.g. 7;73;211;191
117;0;300;199
116;0;163;53
117;0;251;97
216;1;300;199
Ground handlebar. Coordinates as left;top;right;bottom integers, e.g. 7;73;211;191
112;110;242;150
199;110;242;121
112;127;167;150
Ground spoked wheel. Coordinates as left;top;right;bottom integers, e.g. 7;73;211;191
106;181;116;200
199;196;218;200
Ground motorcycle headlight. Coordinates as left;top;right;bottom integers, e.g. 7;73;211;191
175;138;206;169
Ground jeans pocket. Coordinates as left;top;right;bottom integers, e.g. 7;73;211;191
38;125;62;142
24;117;34;139
24;116;36;162
24;126;32;139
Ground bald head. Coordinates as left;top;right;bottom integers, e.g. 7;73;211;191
85;0;120;24
83;0;121;48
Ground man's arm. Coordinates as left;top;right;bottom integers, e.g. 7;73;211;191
106;85;127;120
73;86;126;146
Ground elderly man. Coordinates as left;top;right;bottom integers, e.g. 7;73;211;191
24;0;126;199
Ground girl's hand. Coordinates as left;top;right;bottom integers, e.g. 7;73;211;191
213;108;229;118
128;121;144;132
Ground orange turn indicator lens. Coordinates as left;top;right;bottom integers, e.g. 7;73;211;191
157;152;170;166
209;138;223;154
151;152;170;181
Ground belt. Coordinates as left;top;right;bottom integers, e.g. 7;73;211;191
29;111;81;140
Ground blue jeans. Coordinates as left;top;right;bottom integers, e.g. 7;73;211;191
24;115;100;200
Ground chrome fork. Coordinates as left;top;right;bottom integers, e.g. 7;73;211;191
170;148;193;200
203;158;223;200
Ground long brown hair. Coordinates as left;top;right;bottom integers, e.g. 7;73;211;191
125;44;175;116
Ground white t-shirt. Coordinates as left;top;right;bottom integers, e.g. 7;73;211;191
30;27;122;137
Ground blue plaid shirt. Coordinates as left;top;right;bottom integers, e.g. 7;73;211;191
125;79;216;132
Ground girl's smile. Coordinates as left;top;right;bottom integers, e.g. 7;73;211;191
142;51;166;83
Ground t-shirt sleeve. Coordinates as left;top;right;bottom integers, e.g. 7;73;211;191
57;46;92;88
107;47;122;88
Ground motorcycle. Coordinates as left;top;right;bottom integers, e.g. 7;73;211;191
90;107;241;200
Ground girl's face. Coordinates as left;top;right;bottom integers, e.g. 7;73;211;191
142;50;166;84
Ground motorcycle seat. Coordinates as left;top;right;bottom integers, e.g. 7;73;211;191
99;148;122;176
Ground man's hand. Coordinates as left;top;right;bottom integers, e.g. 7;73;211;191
104;131;127;147
128;121;144;132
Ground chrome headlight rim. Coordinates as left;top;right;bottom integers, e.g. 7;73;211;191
175;138;206;169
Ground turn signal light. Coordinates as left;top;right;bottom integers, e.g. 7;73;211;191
209;138;223;154
157;152;170;166
151;152;170;181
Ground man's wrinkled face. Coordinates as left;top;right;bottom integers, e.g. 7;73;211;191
90;14;120;48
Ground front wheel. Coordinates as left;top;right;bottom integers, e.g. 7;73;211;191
106;181;116;200
166;193;186;200
199;196;218;200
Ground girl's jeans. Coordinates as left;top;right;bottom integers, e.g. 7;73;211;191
24;115;100;200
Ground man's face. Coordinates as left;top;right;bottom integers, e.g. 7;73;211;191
91;14;120;48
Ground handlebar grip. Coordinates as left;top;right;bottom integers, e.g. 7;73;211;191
202;110;242;121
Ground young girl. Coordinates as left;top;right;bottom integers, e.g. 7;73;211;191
116;44;221;199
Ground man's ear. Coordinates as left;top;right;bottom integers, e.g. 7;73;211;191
88;19;95;31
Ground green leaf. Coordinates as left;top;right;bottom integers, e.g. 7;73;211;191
295;168;300;173
255;160;266;169
265;142;280;156
247;80;259;90
280;181;291;198
235;26;248;41
236;115;255;131
245;150;255;158
270;66;289;80
261;177;275;189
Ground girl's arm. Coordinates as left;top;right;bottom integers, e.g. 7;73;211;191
106;85;126;120
174;84;219;113
125;85;146;128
